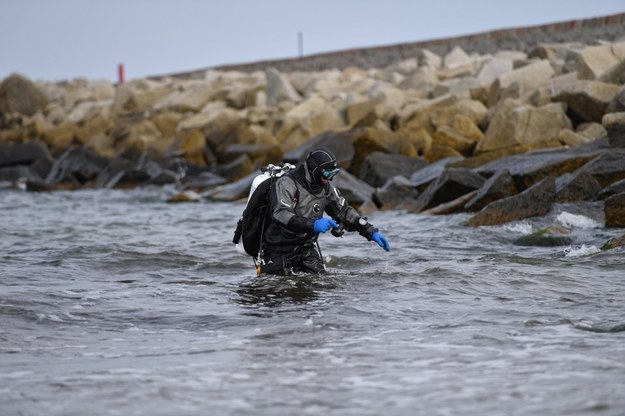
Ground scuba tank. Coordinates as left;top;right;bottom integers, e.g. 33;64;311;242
233;163;296;258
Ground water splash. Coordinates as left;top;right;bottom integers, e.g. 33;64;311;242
504;221;533;235
565;244;601;258
557;212;601;229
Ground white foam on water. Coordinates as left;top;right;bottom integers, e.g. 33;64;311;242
565;244;601;258
504;221;533;235
557;212;601;229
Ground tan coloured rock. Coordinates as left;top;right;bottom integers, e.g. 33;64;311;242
178;129;207;165
476;99;572;154
266;67;301;106
67;100;112;124
112;84;174;114
488;60;555;106
151;112;183;140
475;57;514;85
116;119;164;154
551;80;620;122
42;121;76;151
432;99;488;128
433;125;477;156
577;41;625;80
419;49;442;70
76;114;112;145
154;83;214;113
0;73;49;116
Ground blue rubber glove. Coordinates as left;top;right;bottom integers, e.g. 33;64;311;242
313;218;339;234
372;231;390;252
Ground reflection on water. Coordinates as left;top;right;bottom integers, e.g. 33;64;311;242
1;189;625;416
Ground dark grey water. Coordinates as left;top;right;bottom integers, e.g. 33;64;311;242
1;188;625;416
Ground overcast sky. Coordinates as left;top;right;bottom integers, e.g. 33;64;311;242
1;0;624;82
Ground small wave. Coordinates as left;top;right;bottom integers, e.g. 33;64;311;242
504;221;532;235
564;245;601;258
557;212;601;229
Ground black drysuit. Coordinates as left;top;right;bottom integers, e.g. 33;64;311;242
260;165;377;275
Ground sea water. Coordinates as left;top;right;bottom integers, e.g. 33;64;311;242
1;188;624;416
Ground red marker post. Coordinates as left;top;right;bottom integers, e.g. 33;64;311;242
118;63;125;84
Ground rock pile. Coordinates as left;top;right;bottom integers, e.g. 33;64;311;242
1;27;625;229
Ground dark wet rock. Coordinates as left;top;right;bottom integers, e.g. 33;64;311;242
0;165;37;182
578;148;625;187
283;129;357;167
0;141;51;167
422;190;478;215
412;168;486;212
599;178;625;200
25;178;54;192
476;143;606;190
605;192;625;228
408;156;464;191
222;143;284;167
214;154;255;182
46;146;109;185
555;170;601;202
333;169;374;208
182;171;227;191
372;175;420;210
601;233;625;250
0;73;49;116
96;157;134;189
206;171;256;202
464;169;518;212
468;177;556;226
514;232;572;247
359;151;427;188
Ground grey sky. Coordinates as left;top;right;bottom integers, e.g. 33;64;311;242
1;0;624;82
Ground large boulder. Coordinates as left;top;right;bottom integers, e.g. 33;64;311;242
555;170;601;202
359;151;427;188
464;169;518;212
283;129;358;167
266;67;302;106
599;178;625;200
0;141;51;167
604;192;625;228
372;175;420;210
578;149;625;187
476;139;604;190
411;168;486;212
222;143;283;167
551;80;620;123
332;169;375;208
46;146;108;185
409;156;464;191
154;83;214;113
488;60;555;106
467;177;556;227
0;73;49;116
576;42;625;80
476;99;572;154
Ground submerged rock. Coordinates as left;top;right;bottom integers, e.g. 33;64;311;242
601;233;625;250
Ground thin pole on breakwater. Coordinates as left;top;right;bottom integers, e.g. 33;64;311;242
298;31;303;58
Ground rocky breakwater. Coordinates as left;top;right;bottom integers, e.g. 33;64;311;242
1;32;625;245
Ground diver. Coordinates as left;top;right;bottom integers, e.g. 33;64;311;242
259;148;390;275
